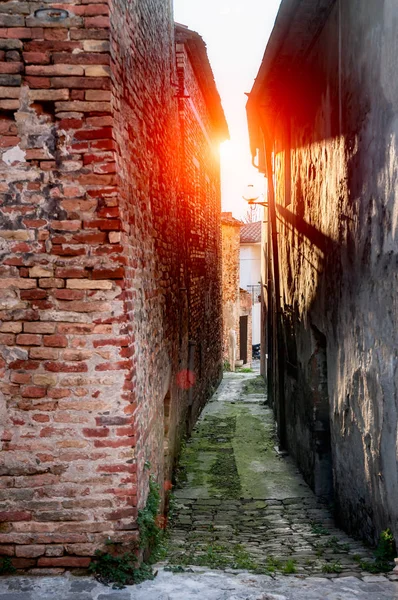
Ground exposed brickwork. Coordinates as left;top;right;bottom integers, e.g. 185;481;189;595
221;213;241;369
176;31;224;427
0;0;227;570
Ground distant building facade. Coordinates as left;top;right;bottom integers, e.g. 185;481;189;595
240;221;262;348
0;1;227;569
221;213;252;369
247;0;398;547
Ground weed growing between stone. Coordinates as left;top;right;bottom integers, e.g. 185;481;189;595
282;559;297;574
322;560;343;574
358;529;396;573
0;557;15;576
89;478;166;589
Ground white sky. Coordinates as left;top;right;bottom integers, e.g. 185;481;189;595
173;0;282;218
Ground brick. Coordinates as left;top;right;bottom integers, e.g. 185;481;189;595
54;289;84;300
50;220;81;232
24;323;56;334
0;62;23;74
82;40;109;52
21;386;47;399
66;279;112;290
0;15;24;27
43;29;69;41
16;334;42;346
53;52;110;65
55;267;88;279
0;86;20;98
55;101;111;112
0;333;15;345
0;322;22;333
0;99;19;109
23;52;50;64
44;362;88;373
30;89;69;101
0;230;33;241
39;278;65;289
85;89;111;101
32;374;57;387
51;76;110;90
83;219;120;231
71;232;107;244
92;267;124;279
85;65;110;77
43;335;68;348
0;39;22;50
0;545;14;557
20;289;48;301
74;127;113;140
15;545;45;558
24;75;50;88
29;348;59;360
82;428;109;438
84;16;110;28
38;557;90;567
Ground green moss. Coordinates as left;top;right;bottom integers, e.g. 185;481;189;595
209;451;241;499
90;477;165;589
242;376;266;395
282;559;297;574
169;542;258;571
322;560;343;574
0;557;15;576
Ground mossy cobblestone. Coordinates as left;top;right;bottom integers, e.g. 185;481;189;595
166;370;388;578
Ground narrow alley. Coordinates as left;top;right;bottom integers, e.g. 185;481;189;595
167;368;376;576
0;370;397;599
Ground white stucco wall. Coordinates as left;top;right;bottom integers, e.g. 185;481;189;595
240;243;261;291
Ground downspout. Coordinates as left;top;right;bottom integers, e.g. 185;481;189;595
262;128;287;450
250;106;287;450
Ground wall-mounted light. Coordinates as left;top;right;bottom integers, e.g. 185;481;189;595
242;183;267;207
34;8;69;21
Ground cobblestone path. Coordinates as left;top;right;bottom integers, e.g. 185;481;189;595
166;369;395;579
0;370;397;598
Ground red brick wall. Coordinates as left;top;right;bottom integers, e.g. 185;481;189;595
176;42;223;427
0;0;224;571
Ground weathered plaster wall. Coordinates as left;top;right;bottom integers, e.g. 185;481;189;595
273;0;398;543
221;214;241;369
239;288;252;367
0;0;224;570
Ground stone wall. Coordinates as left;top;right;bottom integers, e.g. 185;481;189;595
0;0;225;570
268;0;398;544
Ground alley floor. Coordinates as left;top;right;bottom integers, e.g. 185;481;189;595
166;368;396;580
0;369;397;599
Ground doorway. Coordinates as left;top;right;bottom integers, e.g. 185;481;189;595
239;315;248;364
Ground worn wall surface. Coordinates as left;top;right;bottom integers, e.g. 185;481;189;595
221;214;241;369
176;41;223;428
0;0;224;570
271;0;398;543
239;288;252;367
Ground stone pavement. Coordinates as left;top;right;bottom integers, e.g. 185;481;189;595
0;368;397;598
0;569;397;599
167;369;391;578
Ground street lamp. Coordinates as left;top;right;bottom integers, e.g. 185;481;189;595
242;184;267;207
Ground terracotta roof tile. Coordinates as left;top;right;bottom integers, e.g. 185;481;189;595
240;221;262;243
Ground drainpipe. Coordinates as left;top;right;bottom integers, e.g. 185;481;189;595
250;105;287;450
262;130;287;450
